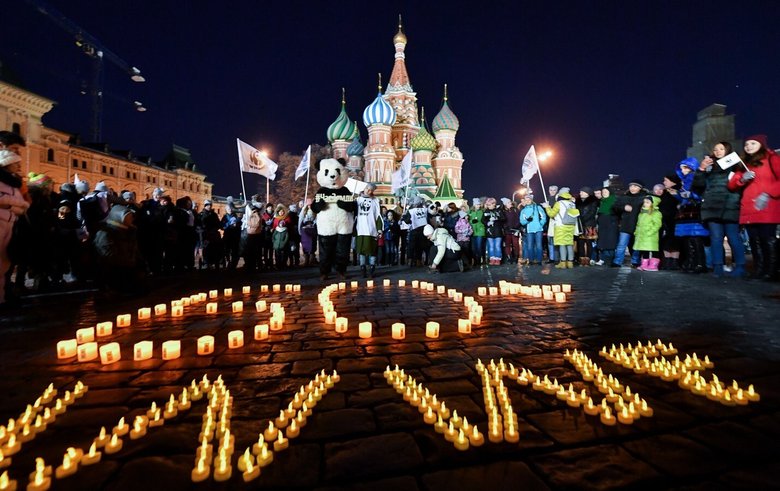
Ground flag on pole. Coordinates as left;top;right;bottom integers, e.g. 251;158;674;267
237;138;278;179
294;145;311;181
391;150;413;192
345;178;369;195
520;145;538;184
716;152;743;170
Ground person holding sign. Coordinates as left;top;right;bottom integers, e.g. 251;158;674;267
728;134;780;281
694;142;746;278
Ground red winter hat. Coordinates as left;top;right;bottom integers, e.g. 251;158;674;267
744;134;768;149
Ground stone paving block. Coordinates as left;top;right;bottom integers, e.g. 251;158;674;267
300;408;376;440
272;350;321;362
348;388;400;407
315;475;420;491
76;387;141;406
55;406;130;428
322;346;365;358
530;444;660;489
374;402;426;431
236;363;290;380
129;369;187;386
389;353;431;368
527;409;637;445
364;342;426;355
212;353;272;366
425;379;479;397
426;349;473;363
422;363;474;380
622;434;727;477
291;358;334;375
336;356;390;373
81;371;142;388
325;433;423;480
332;373;372;392
422;460;549;491
683;420;776;460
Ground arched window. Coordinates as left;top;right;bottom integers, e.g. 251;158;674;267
47;149;55;161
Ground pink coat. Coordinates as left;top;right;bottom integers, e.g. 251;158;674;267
727;151;780;224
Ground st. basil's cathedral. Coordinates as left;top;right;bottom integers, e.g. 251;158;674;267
325;18;465;206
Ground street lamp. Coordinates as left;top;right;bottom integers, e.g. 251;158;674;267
512;187;528;202
538;150;553;162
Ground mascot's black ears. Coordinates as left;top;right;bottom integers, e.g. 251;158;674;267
314;157;347;172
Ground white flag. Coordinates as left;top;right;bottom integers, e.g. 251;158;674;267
345;178;369;195
391;150;413;192
237;138;278;179
294;145;311;181
716;152;743;170
520;145;538;184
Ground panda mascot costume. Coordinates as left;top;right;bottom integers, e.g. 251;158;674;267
311;158;356;280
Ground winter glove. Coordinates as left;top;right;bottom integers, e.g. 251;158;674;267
740;171;756;184
527;214;534;222
754;192;771;211
679;190;691;199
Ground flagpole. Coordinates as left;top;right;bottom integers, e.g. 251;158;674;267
303;164;311;206
239;169;248;207
266;177;270;204
537;165;548;204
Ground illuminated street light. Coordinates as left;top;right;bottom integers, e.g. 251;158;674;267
538;150;553;162
512;187;528;202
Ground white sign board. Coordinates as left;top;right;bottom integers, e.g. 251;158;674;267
345;178;369;195
717;152;743;170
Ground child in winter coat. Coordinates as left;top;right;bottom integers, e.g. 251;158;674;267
454;207;473;267
634;196;663;271
543;191;579;269
272;205;290;269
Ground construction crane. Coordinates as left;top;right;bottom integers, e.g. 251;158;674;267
24;0;146;141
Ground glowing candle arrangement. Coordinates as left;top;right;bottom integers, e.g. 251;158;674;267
476;359;519;443
385;366;480;451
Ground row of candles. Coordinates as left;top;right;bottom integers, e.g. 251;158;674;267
385;366;482;450
0;381;88;491
598;341;760;406
476;360;520;443
481;280;571;303
56;304;287;364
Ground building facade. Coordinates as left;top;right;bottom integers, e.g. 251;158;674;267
0;79;213;205
686;103;741;162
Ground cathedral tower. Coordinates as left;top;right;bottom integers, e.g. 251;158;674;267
431;84;465;196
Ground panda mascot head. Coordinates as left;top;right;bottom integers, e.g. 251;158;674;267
316;158;348;190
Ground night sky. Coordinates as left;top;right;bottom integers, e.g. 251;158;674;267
3;0;780;199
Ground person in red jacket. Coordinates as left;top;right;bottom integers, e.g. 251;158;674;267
727;134;780;280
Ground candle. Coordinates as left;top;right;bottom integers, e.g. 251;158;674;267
270;302;281;313
96;322;113;337
76;327;95;344
469;311;481;326
255;300;267;312
337;282;346;291
54;450;79;478
543;291;554;300
133;341;153;361
213;455;231;482
270;316;283;331
458;319;472;334
383;279;390;287
254;324;269;340
447;288;456;297
285;419;300;438
453;292;463;302
500;287;509;295
206;302;218;314
488;287;498;296
426;283;435;292
555;293;566;303
273;432;288;452
562;284;571;293
191;457;209;483
293;284;302;292
425;322;440;338
398;279;406;287
161;340;181;360
27;458;50;491
57;339;78;359
392;323;405;340
350;281;358;289
335;317;348;334
358;322;372;339
154;304;167;316
184;296;195;305
325;311;337;325
262;422;278;442
232;301;243;313
454;429;470;451
228;331;244;349
551;285;561;293
367;280;374;288
412;280;419;288
116;314;131;327
285;284;293;292
77;342;98;362
104;434;123;454
259;284;269;293
81;443;101;466
242;286;251;294
273;284;281;292
197;336;215;355
99;343;121;365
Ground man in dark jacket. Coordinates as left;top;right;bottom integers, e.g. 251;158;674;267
611;180;647;267
501;198;521;263
94;205;142;295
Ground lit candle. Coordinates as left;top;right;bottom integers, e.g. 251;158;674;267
57;339;78;359
262;422;278;442
412;280;419;288
358;322;372;339
81;442;101;466
325;311;337;325
254;324;269;340
285;419;300;438
562;284;571;293
383;279;390;287
213;454;231;482
104;434;123;454
76;327;95;344
137;307;151;320
171;305;184;317
161;340;181;360
551;285;561;293
600;406;617;426
398;279;406;287
285;284;293;292
367;280;374;288
154;304;167;316
228;331;244;349
27;458;50;491
197;336;215;355
269;302;281;313
191;457;209;483
95;322;113;337
133;341;153;361
350;281;358;289
206;302;218;314
425;322;440;338
232;301;243;313
242;286;251;294
335;317;348;334
543;291;554;300
488;287;498;296
270;316;283;331
208;290;218;299
255;300;267;312
0;471;16;491
478;287;487;296
273;432;288;452
447;288;456;297
116;314;131;327
392;323;406;340
453;429;470;451
337;282;346;291
458;319;472;334
469;311;481;326
555;293;566;303
98;343;121;365
273;284;281;292
453;292;463;302
293;284;301;292
54;449;79;478
184;296;194;306
426;283;435;292
259;284;269;293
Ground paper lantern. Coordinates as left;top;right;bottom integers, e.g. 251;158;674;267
426;322;440;338
137;307;151;320
154;304;167;316
96;322;113;337
254;324;269;340
57;339;78;359
224;288;233;297
358;322;372;339
209;290;218;299
77;342;98;362
232;301;243;313
171;305;184;317
458;319;472;334
206;303;218;314
398;280;406;287
197;336;215;355
273;284;281;292
256;300;267;312
76;327;95;344
335;317;348;333
162;340;181;360
133;341;153;361
383;279;390;287
392;323;406;340
99;342;121;365
242;286;251;294
116;314;131;327
228;330;244;349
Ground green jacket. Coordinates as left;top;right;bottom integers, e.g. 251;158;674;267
633;197;662;251
468;209;486;237
272;228;289;250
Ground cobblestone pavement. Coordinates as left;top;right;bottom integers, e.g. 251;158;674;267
1;263;778;490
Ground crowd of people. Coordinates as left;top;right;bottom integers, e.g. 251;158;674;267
1;130;778;307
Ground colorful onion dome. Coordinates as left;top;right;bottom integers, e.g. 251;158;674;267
411;109;437;152
363;77;397;127
393;15;407;44
432;84;460;133
327;89;356;142
347;136;365;157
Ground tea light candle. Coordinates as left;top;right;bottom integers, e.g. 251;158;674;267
555;293;566;303
562;284;571;293
350;281;358;289
154;304;167;316
197;336;215;355
99;343;121;365
96;322;113;337
191;457;209;483
254;324;269;340
425;322;440;338
255;300;267;313
469;311;481;326
383;279;391;287
358;322;372;338
206;302;218;314
285;284;293;292
171;304;184;317
104;434;123;454
335;317;348;333
260;285;269;293
392;323;406;340
228;331;244;349
116;314;131;327
162;340;181;360
133;341;153;361
57;339;78;359
273;432;288;452
242;286;251;294
412;280;419;288
543;291;554;300
232;301;243;313
453;292;463;302
137;307;151;320
458;319;472;334
551;285;561;293
273;284;281;292
367;280;374;288
270;316;283;331
77;342;98;362
81;443;101;466
398;280;406;287
325;311;337;325
76;327;95;344
478;287;487;296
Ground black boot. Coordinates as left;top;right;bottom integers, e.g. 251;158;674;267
762;237;778;281
693;237;707;273
749;236;764;279
361;265;367;278
369;265;375;279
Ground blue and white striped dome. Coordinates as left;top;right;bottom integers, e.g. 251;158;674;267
363;91;397;127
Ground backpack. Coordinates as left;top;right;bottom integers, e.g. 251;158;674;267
560;203;579;225
78;194;105;226
247;209;262;234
